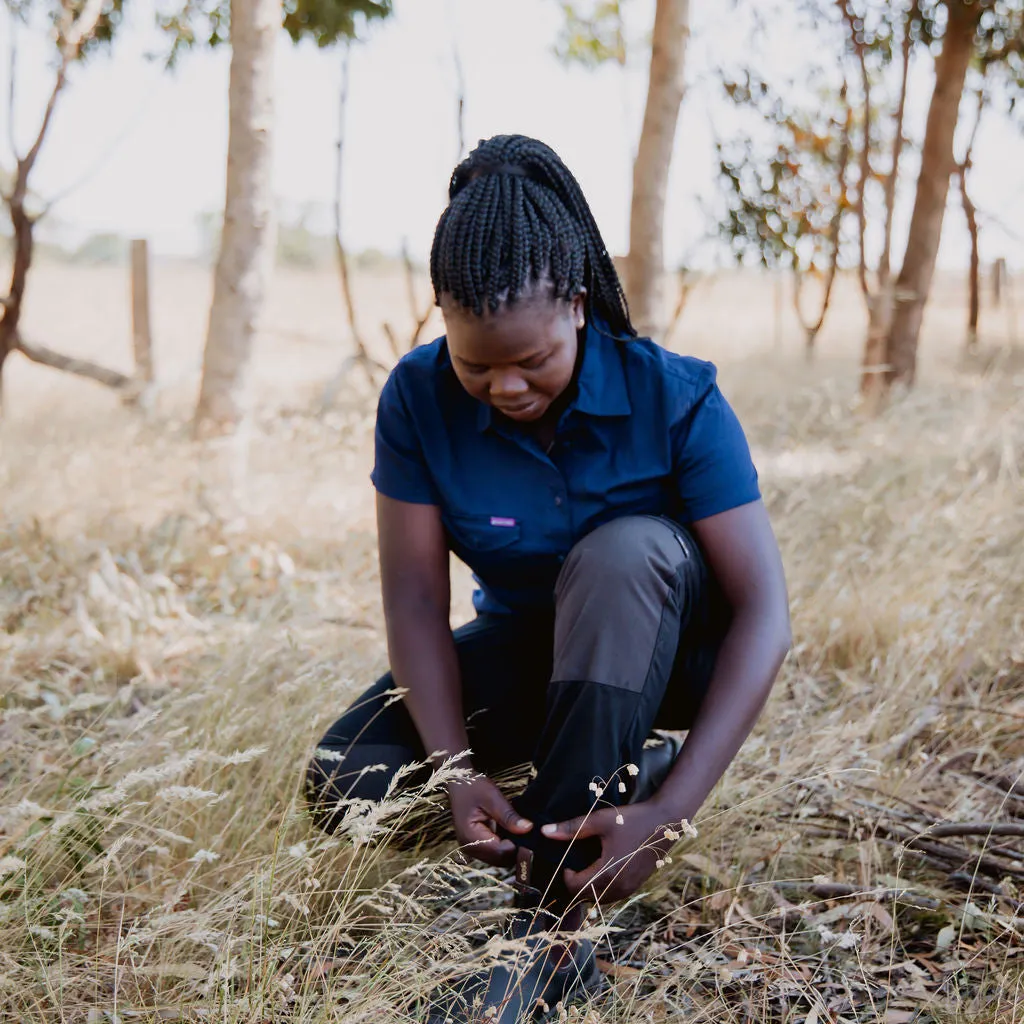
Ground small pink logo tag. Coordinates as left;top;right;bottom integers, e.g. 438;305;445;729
490;516;517;528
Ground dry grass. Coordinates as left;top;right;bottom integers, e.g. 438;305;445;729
1;262;1023;1022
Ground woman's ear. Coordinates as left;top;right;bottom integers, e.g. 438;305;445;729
572;290;587;329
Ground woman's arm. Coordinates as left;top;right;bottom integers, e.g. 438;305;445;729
650;499;791;824
542;500;790;901
377;492;468;767
377;493;532;860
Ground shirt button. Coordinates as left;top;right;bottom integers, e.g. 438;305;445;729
554;496;563;507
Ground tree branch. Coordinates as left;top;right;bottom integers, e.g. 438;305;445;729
14;333;133;390
40;79;164;216
16;63;67;193
879;1;914;285
332;42;373;367
7;14;17;162
452;34;466;162
794;84;853;355
838;0;872;299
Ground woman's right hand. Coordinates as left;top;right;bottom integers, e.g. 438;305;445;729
448;773;533;867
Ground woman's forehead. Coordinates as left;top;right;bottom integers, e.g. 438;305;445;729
443;296;574;356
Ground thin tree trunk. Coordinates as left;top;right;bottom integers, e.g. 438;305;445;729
795;87;851;360
958;84;985;353
624;0;689;340
884;2;979;387
840;0;872;303
962;171;980;350
193;0;277;436
878;2;914;284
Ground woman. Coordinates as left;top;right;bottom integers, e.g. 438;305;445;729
307;135;791;1021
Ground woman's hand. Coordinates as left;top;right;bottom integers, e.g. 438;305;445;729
541;801;675;904
448;774;533;867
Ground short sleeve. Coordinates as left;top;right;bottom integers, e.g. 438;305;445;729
671;366;760;523
370;368;439;505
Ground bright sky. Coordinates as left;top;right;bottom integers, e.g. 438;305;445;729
3;0;1023;268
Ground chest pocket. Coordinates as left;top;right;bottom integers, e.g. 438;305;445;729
444;512;522;554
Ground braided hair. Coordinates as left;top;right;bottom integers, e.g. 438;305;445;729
429;135;635;338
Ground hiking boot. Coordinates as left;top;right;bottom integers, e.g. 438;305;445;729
421;850;603;1023
633;731;683;804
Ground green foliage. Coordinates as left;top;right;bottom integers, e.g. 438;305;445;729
3;0;128;61
975;0;1024;118
283;0;390;48
156;0;390;64
553;0;628;68
717;72;854;271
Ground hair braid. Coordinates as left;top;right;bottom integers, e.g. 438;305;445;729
429;134;635;337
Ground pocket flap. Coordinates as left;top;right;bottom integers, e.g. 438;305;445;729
445;512;522;551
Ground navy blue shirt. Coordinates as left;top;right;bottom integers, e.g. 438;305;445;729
372;323;760;615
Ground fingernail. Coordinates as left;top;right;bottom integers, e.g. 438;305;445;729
518;818;531;829
541;824;556;835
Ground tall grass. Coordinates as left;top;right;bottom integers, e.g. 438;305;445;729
2;305;1022;1020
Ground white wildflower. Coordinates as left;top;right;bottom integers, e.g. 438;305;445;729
680;819;698;838
615;814;624;825
662;828;680;842
617;782;627;793
588;782;604;798
655;859;665;869
625;763;639;777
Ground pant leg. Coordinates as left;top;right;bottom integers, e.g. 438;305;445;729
306;613;553;834
512;515;726;873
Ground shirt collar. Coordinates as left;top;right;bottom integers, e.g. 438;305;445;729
473;319;631;432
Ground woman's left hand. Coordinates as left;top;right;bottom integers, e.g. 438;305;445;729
540;802;674;904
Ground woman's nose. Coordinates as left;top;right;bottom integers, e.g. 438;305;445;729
490;371;529;399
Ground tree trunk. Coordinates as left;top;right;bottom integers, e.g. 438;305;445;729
959;168;980;351
0;156;40;412
624;0;689;340
193;0;277;436
883;2;978;387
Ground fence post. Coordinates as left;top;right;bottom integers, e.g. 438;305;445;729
130;239;154;383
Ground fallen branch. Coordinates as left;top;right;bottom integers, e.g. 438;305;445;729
15;333;133;391
928;821;1024;840
773;880;940;909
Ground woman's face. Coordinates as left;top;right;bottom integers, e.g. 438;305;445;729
441;291;585;423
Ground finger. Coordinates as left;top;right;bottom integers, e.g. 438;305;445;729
484;793;532;835
564;856;609;898
540;813;601;842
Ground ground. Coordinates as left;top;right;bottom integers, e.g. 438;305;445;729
1;262;1022;1022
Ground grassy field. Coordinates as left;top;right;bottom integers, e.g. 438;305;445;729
1;262;1022;1022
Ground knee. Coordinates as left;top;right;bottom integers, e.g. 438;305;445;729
556;516;699;605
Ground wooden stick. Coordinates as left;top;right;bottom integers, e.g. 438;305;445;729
928;821;1024;839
